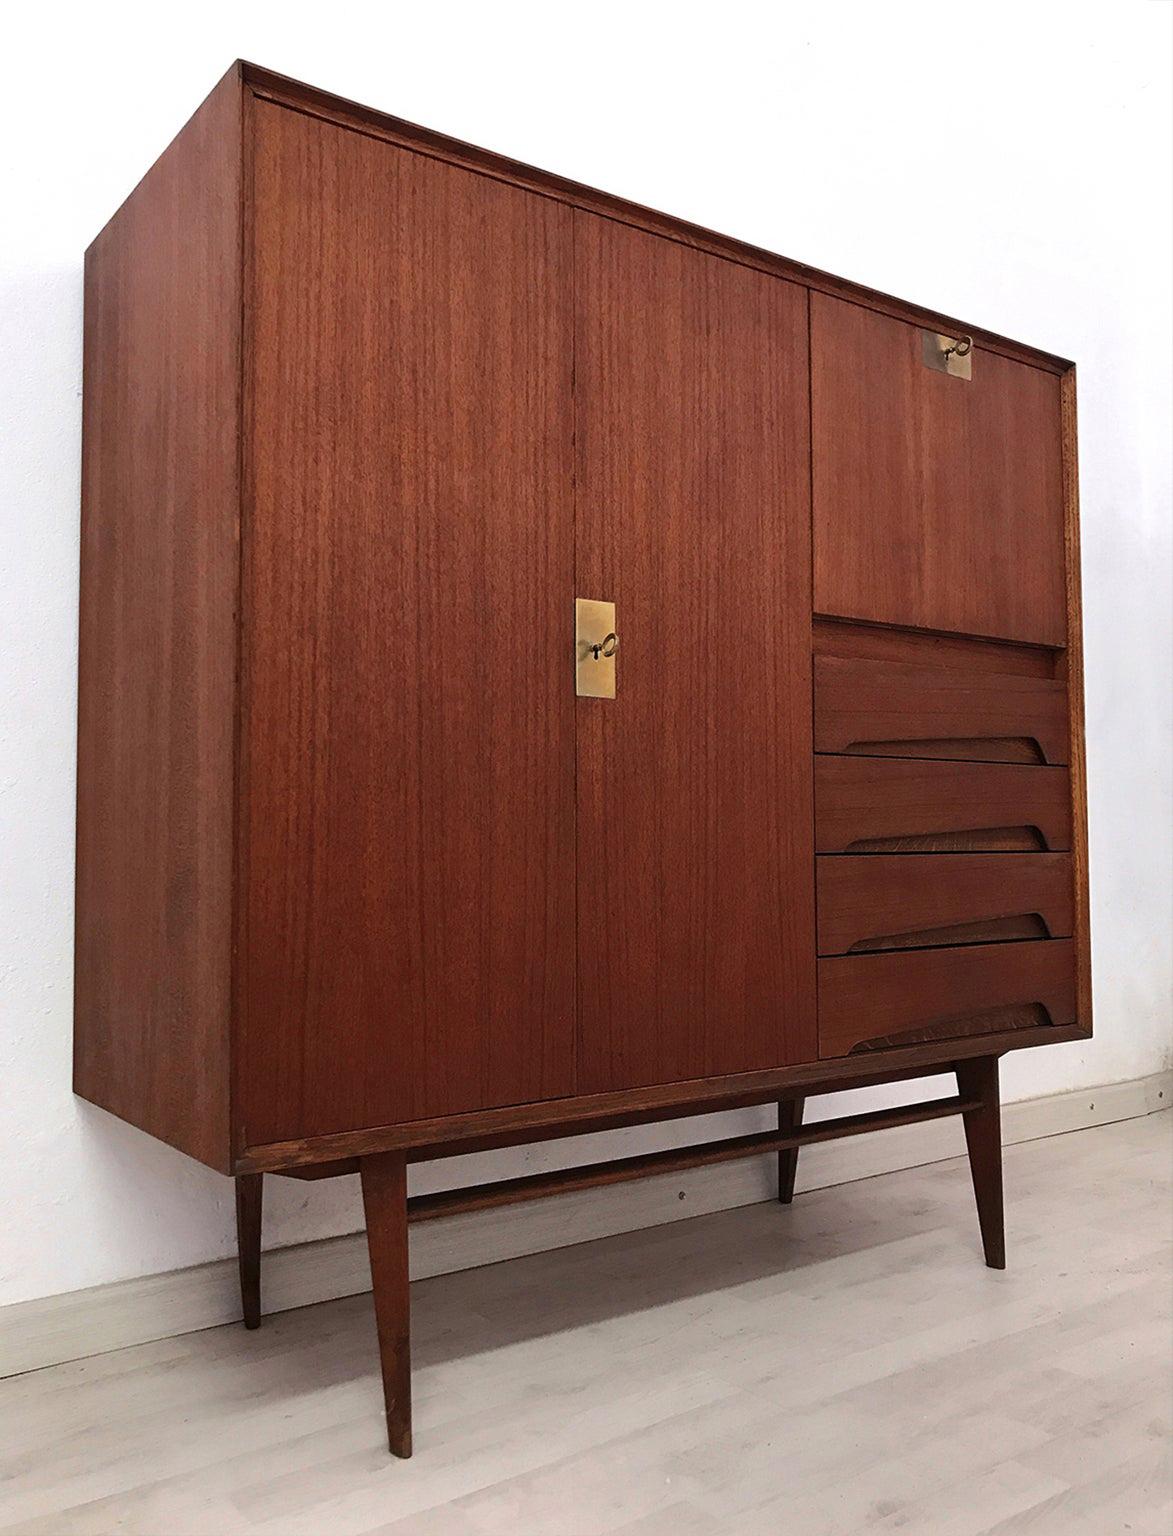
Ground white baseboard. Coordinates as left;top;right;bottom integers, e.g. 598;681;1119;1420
3;1070;1168;1380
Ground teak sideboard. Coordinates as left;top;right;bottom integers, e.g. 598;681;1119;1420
75;61;1090;1457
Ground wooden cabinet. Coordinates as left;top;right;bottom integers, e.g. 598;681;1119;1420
75;63;1090;1457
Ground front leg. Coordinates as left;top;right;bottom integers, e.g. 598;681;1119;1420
956;1056;1006;1270
360;1151;413;1457
776;1098;804;1204
234;1174;263;1329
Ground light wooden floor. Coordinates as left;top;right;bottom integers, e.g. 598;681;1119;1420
1;1114;1169;1536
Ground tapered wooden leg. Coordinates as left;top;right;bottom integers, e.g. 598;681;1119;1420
956;1056;1005;1270
360;1151;413;1458
234;1174;263;1329
776;1098;804;1204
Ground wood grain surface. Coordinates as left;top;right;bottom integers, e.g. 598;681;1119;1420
240;104;576;1144
574;211;816;1092
239;63;1071;376
815;655;1069;764
73;68;1093;1186
819;939;1076;1057
811;293;1067;646
816;853;1074;955
811;617;1058;679
236;1017;1087;1171
11;1116;1168;1532
956;1056;1006;1269
1061;367;1093;1035
74;64;242;1173
403;1095;975;1223
815;757;1072;853
360;1152;412;1457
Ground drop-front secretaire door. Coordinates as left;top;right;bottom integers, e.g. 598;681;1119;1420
574;214;817;1093
810;292;1067;646
241;104;576;1144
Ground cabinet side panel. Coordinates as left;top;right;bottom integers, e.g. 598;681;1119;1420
74;68;242;1172
1061;367;1092;1034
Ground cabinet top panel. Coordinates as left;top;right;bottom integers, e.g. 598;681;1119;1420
234;60;1070;377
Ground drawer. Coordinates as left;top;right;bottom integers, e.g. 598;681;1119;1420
817;852;1074;955
819;939;1076;1057
814;655;1068;765
815;757;1071;853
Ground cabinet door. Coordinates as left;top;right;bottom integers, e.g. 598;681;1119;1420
241;105;576;1144
575;214;817;1093
811;293;1067;646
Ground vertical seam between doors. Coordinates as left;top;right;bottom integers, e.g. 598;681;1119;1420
807;287;820;1063
570;209;580;1098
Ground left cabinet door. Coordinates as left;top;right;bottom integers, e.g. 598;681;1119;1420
240;105;577;1145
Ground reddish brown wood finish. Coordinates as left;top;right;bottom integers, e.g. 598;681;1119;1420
956;1056;1006;1269
236;1019;1087;1172
239;105;577;1145
74;64;242;1173
405;1095;975;1222
77;65;1093;1462
234;1174;263;1328
776;1098;804;1204
360;1152;412;1458
269;1051;1032;1180
815;757;1072;854
269;1047;1039;1175
75;65;1090;1215
239;64;1069;378
816;853;1074;956
1061;370;1093;1034
574;213;816;1092
811;294;1067;647
815;656;1069;764
818;940;1076;1058
812;618;1057;680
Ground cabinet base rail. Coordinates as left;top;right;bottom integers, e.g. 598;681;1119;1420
404;1092;976;1222
235;1055;1005;1457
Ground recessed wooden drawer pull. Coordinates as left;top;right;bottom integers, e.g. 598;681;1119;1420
818;939;1076;1058
814;655;1068;765
815;757;1072;854
816;852;1074;956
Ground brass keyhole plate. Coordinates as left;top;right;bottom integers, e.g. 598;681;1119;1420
922;329;973;380
576;598;617;698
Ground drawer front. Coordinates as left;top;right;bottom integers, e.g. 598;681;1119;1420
815;757;1072;853
817;853;1074;955
819;939;1076;1057
815;655;1068;765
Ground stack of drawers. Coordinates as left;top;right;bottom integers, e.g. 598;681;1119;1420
813;653;1077;1057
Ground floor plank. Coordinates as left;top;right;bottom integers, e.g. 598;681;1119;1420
0;1114;1168;1536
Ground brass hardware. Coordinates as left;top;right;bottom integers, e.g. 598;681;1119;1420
576;599;617;698
922;329;974;380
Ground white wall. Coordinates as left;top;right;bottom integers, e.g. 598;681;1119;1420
1;0;1170;1310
